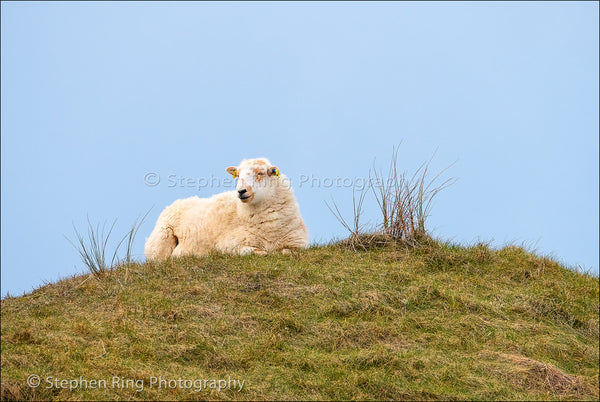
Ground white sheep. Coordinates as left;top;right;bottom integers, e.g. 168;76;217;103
144;158;309;260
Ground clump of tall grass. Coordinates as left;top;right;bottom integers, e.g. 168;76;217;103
66;210;150;276
328;146;456;250
371;146;456;246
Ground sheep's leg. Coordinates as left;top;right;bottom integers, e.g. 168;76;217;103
237;246;267;256
171;243;192;258
144;225;178;260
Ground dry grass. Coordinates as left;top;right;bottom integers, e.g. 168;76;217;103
492;352;595;395
370;147;455;242
328;146;456;251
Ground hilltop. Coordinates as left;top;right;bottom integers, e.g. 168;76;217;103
1;240;598;401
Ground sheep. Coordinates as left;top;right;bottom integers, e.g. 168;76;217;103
144;158;309;260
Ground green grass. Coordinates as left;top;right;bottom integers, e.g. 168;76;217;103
1;240;598;401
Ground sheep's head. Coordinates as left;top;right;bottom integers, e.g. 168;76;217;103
226;158;281;204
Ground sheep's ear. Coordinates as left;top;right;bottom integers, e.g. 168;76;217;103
268;166;280;177
226;166;238;179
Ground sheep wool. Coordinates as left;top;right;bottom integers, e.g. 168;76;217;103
145;158;309;260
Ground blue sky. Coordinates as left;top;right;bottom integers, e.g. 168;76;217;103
1;1;598;296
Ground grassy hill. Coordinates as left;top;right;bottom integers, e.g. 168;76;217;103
1;239;598;401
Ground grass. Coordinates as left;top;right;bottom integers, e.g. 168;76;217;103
2;149;598;400
65;210;150;276
1;241;598;401
327;146;457;251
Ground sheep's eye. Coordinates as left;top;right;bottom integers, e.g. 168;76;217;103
257;172;265;176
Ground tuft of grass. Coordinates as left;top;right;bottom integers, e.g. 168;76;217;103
328;146;456;251
370;146;456;243
1;241;598;401
65;210;150;276
66;217;120;276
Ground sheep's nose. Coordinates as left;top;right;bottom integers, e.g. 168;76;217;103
238;189;247;196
